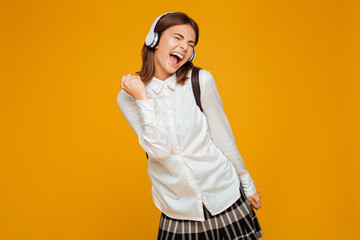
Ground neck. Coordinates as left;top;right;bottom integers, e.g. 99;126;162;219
154;71;172;81
153;52;174;80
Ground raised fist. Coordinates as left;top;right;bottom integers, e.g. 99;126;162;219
121;74;148;100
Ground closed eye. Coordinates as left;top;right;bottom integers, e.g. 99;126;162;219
174;36;194;47
173;33;195;47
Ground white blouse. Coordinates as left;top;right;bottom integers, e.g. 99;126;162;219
117;68;257;221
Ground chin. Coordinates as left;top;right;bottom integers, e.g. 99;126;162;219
165;63;181;74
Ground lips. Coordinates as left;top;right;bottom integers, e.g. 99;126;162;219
169;51;185;67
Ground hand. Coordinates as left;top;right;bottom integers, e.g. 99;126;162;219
121;74;148;100
247;191;262;210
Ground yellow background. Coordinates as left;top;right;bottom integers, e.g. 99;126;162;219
1;0;359;239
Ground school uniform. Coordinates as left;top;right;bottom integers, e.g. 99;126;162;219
117;68;263;239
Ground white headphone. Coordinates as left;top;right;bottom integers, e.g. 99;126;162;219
145;12;195;62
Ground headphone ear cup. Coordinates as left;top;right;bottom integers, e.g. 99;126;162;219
145;12;173;47
150;32;160;48
188;49;195;62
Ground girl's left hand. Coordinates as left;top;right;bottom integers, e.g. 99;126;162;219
247;191;262;210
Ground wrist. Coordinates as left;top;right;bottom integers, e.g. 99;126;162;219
134;94;149;100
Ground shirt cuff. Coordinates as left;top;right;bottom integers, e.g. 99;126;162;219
239;172;257;198
135;98;156;125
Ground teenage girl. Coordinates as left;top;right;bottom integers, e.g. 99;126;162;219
117;12;263;240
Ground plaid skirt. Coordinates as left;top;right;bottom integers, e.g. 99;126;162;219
157;185;263;240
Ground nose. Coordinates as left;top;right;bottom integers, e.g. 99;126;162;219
179;40;188;51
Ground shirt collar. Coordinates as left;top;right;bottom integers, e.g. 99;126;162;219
148;72;177;94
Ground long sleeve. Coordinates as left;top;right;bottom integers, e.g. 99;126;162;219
199;70;257;197
117;89;171;160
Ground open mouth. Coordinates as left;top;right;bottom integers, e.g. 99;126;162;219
169;52;184;67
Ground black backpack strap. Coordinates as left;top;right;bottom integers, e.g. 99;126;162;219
145;66;203;159
191;66;203;112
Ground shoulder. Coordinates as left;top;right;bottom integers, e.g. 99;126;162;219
195;68;224;109
196;68;217;89
195;68;214;82
190;67;214;83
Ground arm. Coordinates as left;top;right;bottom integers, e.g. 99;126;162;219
199;69;257;198
117;89;171;160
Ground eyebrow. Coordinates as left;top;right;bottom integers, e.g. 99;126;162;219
174;33;195;44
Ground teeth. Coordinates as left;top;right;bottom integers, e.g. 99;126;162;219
170;52;184;59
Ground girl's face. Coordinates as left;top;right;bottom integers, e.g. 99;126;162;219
154;24;196;80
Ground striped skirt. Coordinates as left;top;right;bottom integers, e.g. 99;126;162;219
157;185;263;240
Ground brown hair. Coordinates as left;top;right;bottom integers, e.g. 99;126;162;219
136;12;199;86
